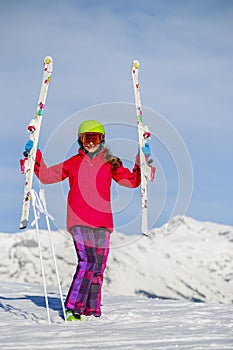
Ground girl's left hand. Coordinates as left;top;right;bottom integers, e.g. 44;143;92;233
142;142;151;157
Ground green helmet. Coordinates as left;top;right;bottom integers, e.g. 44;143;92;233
78;120;105;135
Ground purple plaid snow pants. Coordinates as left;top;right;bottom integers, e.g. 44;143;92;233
65;226;110;316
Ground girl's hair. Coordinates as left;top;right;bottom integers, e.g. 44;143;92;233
103;148;122;171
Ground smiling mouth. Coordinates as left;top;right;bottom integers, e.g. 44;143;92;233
85;143;99;151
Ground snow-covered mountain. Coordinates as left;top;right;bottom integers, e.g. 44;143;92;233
1;216;233;303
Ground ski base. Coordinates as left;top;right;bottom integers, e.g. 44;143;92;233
19;56;53;229
131;60;155;235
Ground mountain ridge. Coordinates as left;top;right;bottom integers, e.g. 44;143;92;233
1;216;232;303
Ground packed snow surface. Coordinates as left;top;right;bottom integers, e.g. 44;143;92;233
0;282;233;350
0;281;233;350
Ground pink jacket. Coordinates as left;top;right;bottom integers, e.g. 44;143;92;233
34;149;141;233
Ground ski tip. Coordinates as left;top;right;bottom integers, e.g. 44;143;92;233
19;220;28;230
44;56;53;64
132;60;140;69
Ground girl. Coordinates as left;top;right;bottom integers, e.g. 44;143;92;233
34;120;141;321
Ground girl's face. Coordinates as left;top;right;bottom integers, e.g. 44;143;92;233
80;132;104;153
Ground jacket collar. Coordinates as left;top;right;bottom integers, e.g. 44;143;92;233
78;147;105;159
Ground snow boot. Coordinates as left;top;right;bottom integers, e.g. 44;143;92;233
66;309;82;321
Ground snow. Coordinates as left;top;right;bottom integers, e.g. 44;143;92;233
0;281;233;349
0;216;233;349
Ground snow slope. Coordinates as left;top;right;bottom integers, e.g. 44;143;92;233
0;216;233;303
0;281;233;350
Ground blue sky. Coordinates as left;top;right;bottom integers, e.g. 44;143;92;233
0;0;232;233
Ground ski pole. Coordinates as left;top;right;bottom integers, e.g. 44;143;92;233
39;189;67;323
31;189;51;324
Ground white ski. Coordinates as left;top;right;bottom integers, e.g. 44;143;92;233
131;60;155;235
19;56;53;229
